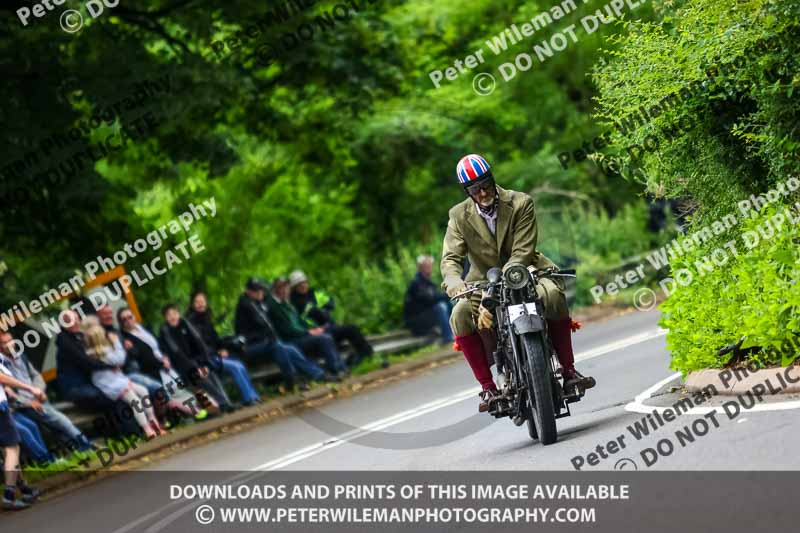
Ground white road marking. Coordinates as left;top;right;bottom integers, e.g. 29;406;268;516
113;327;670;533
575;328;667;362
254;387;480;470
626;373;800;415
257;328;668;471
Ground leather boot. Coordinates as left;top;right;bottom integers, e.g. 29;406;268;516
547;318;596;391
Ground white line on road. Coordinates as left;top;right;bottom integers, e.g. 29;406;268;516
625;373;800;415
112;327;669;533
258;328;668;471
254;387;481;470
575;328;666;363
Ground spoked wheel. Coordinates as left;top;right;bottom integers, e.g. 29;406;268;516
521;333;557;445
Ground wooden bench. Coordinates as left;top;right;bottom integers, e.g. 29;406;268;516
54;329;439;433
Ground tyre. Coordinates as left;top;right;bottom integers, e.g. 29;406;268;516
522;399;538;441
521;333;557;445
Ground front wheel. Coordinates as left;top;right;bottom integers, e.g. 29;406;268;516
521;333;557;445
522;400;538;441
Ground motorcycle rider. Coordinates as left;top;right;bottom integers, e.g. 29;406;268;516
441;154;596;413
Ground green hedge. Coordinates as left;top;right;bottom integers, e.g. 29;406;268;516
661;205;800;374
592;0;800;372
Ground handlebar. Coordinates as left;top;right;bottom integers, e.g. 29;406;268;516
449;267;576;300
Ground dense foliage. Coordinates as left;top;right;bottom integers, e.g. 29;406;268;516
1;0;659;332
593;0;800;371
662;205;800;373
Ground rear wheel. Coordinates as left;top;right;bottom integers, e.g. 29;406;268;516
521;333;557;445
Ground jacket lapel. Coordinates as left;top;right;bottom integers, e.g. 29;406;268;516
494;187;513;255
465;202;496;249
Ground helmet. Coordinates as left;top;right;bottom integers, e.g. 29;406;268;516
456;154;493;190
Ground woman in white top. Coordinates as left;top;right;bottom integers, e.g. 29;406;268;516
82;317;164;440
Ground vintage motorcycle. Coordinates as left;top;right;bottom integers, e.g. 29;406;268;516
453;264;588;445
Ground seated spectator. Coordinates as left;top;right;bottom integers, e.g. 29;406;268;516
98;305;162;400
289;270;374;367
117;307;203;420
0;331;92;455
55;310;140;437
403;255;454;344
82;317;164;440
11;412;55;467
267;278;347;378
96;305;117;335
234;278;334;389
55;310;115;410
0;365;43;509
187;292;261;406
159;304;234;413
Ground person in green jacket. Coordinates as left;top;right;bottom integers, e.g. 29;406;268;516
266;278;347;378
288;270;374;367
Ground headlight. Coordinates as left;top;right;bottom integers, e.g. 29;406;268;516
504;264;529;290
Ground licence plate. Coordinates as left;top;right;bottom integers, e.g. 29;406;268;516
507;303;538;322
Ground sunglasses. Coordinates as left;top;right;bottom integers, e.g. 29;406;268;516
120;315;134;322
465;179;494;196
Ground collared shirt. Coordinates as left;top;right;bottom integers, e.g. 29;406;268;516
475;202;498;235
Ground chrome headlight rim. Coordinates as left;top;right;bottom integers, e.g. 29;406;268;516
504;264;529;290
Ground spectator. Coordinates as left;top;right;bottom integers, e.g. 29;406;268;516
403;255;454;344
267;278;347;378
0;363;43;509
0;331;93;455
289;270;374;367
11;412;54;467
0;364;55;469
186;292;261;406
97;305;162;400
96;305;117;334
82;317;164;440
116;308;204;420
55;310;140;437
159;304;234;413
234;278;333;389
56;310;114;410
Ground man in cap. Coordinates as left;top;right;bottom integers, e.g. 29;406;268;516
288;270;374;367
234;278;337;389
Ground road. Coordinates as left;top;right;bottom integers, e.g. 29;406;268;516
6;308;800;531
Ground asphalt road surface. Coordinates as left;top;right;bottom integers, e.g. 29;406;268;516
6;308;800;531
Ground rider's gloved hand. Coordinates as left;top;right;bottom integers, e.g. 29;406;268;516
443;277;467;299
477;304;494;330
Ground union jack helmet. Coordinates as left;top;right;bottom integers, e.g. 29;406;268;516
456;154;493;186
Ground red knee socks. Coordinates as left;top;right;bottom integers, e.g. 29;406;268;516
456;333;496;391
547;318;576;376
